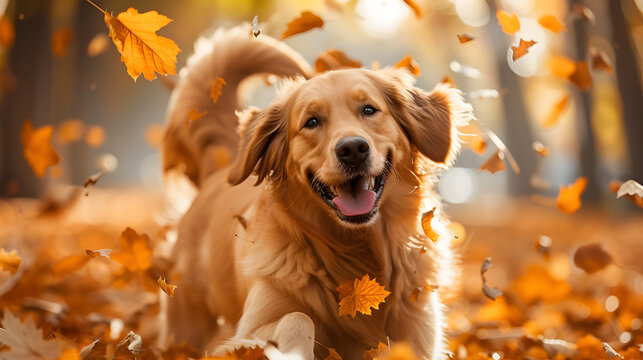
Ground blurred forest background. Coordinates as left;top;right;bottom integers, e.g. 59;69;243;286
0;0;642;359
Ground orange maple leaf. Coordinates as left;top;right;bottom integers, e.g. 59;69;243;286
314;49;362;73
280;11;323;40
101;5;181;81
157;276;178;297
111;227;153;272
480;150;506;174
496;10;520;34
556;176;587;214
394;55;421;76
21;119;60;178
0;248;21;274
337;275;390;318
457;34;474;44
420;208;439;243
511;39;536;61
542;95;568;128
538;14;566;33
210;77;227;104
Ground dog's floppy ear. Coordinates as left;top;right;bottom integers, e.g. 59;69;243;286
228;105;288;185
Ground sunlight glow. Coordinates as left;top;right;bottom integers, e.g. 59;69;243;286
356;0;411;38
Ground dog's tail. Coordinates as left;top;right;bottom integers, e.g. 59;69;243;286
162;25;311;187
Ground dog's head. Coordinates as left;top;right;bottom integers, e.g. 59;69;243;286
228;69;473;226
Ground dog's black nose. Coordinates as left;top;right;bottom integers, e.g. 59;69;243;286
335;136;370;166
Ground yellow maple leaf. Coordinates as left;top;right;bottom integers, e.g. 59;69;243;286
556;176;587;214
111;227;153;272
0;248;21;274
420;208;439;243
337;275;390;318
101;6;181;81
210;77;227;104
280;11;324;40
21;119;60;178
157;276;178;297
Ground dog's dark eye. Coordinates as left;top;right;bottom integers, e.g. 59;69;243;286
304;117;320;129
362;105;377;116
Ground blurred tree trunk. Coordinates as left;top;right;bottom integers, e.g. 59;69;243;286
608;0;643;182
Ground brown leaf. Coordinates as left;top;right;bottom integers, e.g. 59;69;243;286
394;55;421;76
590;48;613;74
511;38;536;61
157;276;177;297
251;15;260;37
186;109;208;125
111;227;153;273
364;342;388;360
480;257;503;300
224;345;268;360
602;342;624;359
402;0;423;19
85;248;112;258
210;77;227;104
457;34;474;43
0;309;61;359
573;243;613;274
0;248;21;274
114;331;144;359
0;15;15;47
420;208;439;243
541;95;568;128
480;150;505;174
496;10;520;34
556;176;587;214
84;170;107;188
85;125;106;147
337;275;390;318
51;27;73;57
325;348;343;360
22;119;60;178
280;11;323;40
314;49;361;73
568;60;593;91
87;33;109;57
538;14;566;33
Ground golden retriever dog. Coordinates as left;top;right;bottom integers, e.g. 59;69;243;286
161;26;474;360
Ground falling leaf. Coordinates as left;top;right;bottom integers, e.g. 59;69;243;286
590;48;613;74
0;309;62;359
103;7;181;81
114;331;144;358
337;275;390;317
157;277;177;297
186;109;208;125
480;150;506;174
144;124;165;148
84;170;107;187
86;248;112;258
21;119;61;178
51;27;73;57
402;0;423;19
394;55;421;76
538;14;566;33
85;125;105;147
408;284;438;304
314;49;362;73
574;243;613;274
364;342;388;360
469;134;487;155
457;34;474;43
111;227;153;273
556;176;587;214
0;15;15;47
542;95;568;128
548;55;577;79
210;77;227;104
325;348;343;360
485;129;520;174
57;119;85;145
616;180;643;198
87;33;109;57
280;11;323;40
496;10;520;34
420;208;439;243
0;248;20;274
602;342;624;359
568;61;593;90
572;4;595;25
481;257;503;300
374;343;419;360
212;146;232;169
531;141;549;157
511;39;536;61
251;15;260;37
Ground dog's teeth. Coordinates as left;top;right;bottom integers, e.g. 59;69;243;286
360;177;369;190
369;177;375;190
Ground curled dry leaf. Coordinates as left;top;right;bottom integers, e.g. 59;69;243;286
280;11;323;40
186;109;208;125
22;119;60;178
87;33;109;57
85;248;112;258
573;243;613;274
103;7;181;81
602;342;624;359
556;176;587;214
51;27;73;57
0;309;62;359
336;275;390;318
481;257;503;300
157;276;177;297
548;55;577;79
402;0;423;19
84;170;107;188
590;48;613;74
420;208;439;243
480;149;506;174
538;14;566;33
85;125;105;147
542;95;569;128
511;39;536;61
616;179;643;198
210;77;227;104
569;61;593;91
496;10;520;34
315;49;362;73
394;55;421;76
0;248;21;273
114;331;144;357
251;15;260;37
457;34;474;43
0;15;15;47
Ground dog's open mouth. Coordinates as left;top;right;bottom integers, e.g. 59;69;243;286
308;153;392;224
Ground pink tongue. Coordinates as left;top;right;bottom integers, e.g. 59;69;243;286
332;189;376;216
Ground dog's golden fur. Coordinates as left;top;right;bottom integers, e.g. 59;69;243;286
162;26;474;360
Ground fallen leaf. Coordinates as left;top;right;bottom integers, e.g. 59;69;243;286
572;4;595;25
314;49;362;73
394;55;421;76
480;150;505;174
556;176;587;214
85;125;106;147
402;0;423;19
251;15;260;37
590;48;613;74
568;61;593;90
457;34;474;43
496;10;520;34
548;55;577;79
616;180;643;198
210;77;227;104
541;95;568;128
222;345;268;360
86;248;112;258
51;27;73;57
0;15;15;47
511;38;536;61
157;276;177;297
481;257;503;300
574;243;613;274
87;33;109;57
111;227;153;273
114;331;144;358
0;248;20;273
576;335;605;360
57;119;85;145
364;342;388;360
103;7;181;81
374;343;419;360
79;338;106;359
538;14;566;33
602;342;624;359
186;109;208;125
21;119;61;178
420;208;439;243
337;275;390;317
325;347;343;360
531;141;549;157
280;11;323;40
0;310;62;359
